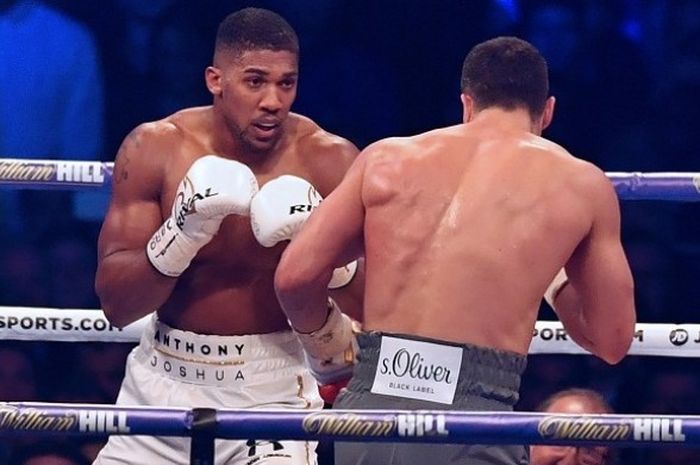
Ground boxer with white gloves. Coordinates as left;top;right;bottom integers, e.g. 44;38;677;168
94;9;363;465
147;155;259;277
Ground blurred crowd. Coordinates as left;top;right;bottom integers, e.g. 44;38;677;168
0;1;699;463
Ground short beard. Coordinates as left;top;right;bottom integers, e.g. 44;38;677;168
224;116;279;158
238;126;280;156
241;131;269;154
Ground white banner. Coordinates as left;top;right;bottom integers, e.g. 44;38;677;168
0;307;147;343
530;321;700;357
1;307;700;358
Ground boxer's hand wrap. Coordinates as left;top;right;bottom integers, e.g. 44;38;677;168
146;155;259;277
544;268;569;310
250;175;322;247
295;298;359;385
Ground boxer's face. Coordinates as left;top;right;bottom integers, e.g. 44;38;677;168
207;49;298;153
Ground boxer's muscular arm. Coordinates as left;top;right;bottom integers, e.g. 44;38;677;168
552;166;636;364
311;136;365;323
276;150;368;333
95;124;176;327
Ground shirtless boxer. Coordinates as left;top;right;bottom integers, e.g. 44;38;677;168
94;8;360;464
531;389;614;465
275;36;636;465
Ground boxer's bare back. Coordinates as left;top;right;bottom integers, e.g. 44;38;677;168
360;110;630;354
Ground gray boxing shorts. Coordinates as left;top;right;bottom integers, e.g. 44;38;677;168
334;331;529;465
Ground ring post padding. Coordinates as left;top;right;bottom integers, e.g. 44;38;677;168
190;408;217;465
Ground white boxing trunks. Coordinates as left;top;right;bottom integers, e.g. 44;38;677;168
94;314;323;465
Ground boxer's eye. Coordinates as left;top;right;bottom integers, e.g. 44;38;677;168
279;78;296;90
246;77;264;88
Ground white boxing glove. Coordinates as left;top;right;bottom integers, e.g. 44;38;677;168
146;155;259;277
250;175;322;247
295;298;360;385
544;268;569;310
250;175;357;288
328;260;358;289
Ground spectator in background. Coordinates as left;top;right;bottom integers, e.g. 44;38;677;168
0;0;104;161
0;0;105;239
530;388;614;465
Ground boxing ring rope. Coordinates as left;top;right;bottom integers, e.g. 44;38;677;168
0;158;700;201
2;158;700;461
0;402;695;447
1;306;698;357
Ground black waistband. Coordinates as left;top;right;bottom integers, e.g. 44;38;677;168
350;331;527;407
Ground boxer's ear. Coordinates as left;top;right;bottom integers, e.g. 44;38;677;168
541;96;556;131
461;93;475;124
206;66;222;96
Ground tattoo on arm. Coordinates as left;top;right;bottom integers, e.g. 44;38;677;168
115;153;130;184
114;130;140;184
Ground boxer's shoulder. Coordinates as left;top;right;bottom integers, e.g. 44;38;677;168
292;114;357;157
287;114;359;195
118;120;185;166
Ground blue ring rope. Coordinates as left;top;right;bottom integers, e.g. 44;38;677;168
0;159;699;201
0;402;695;447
